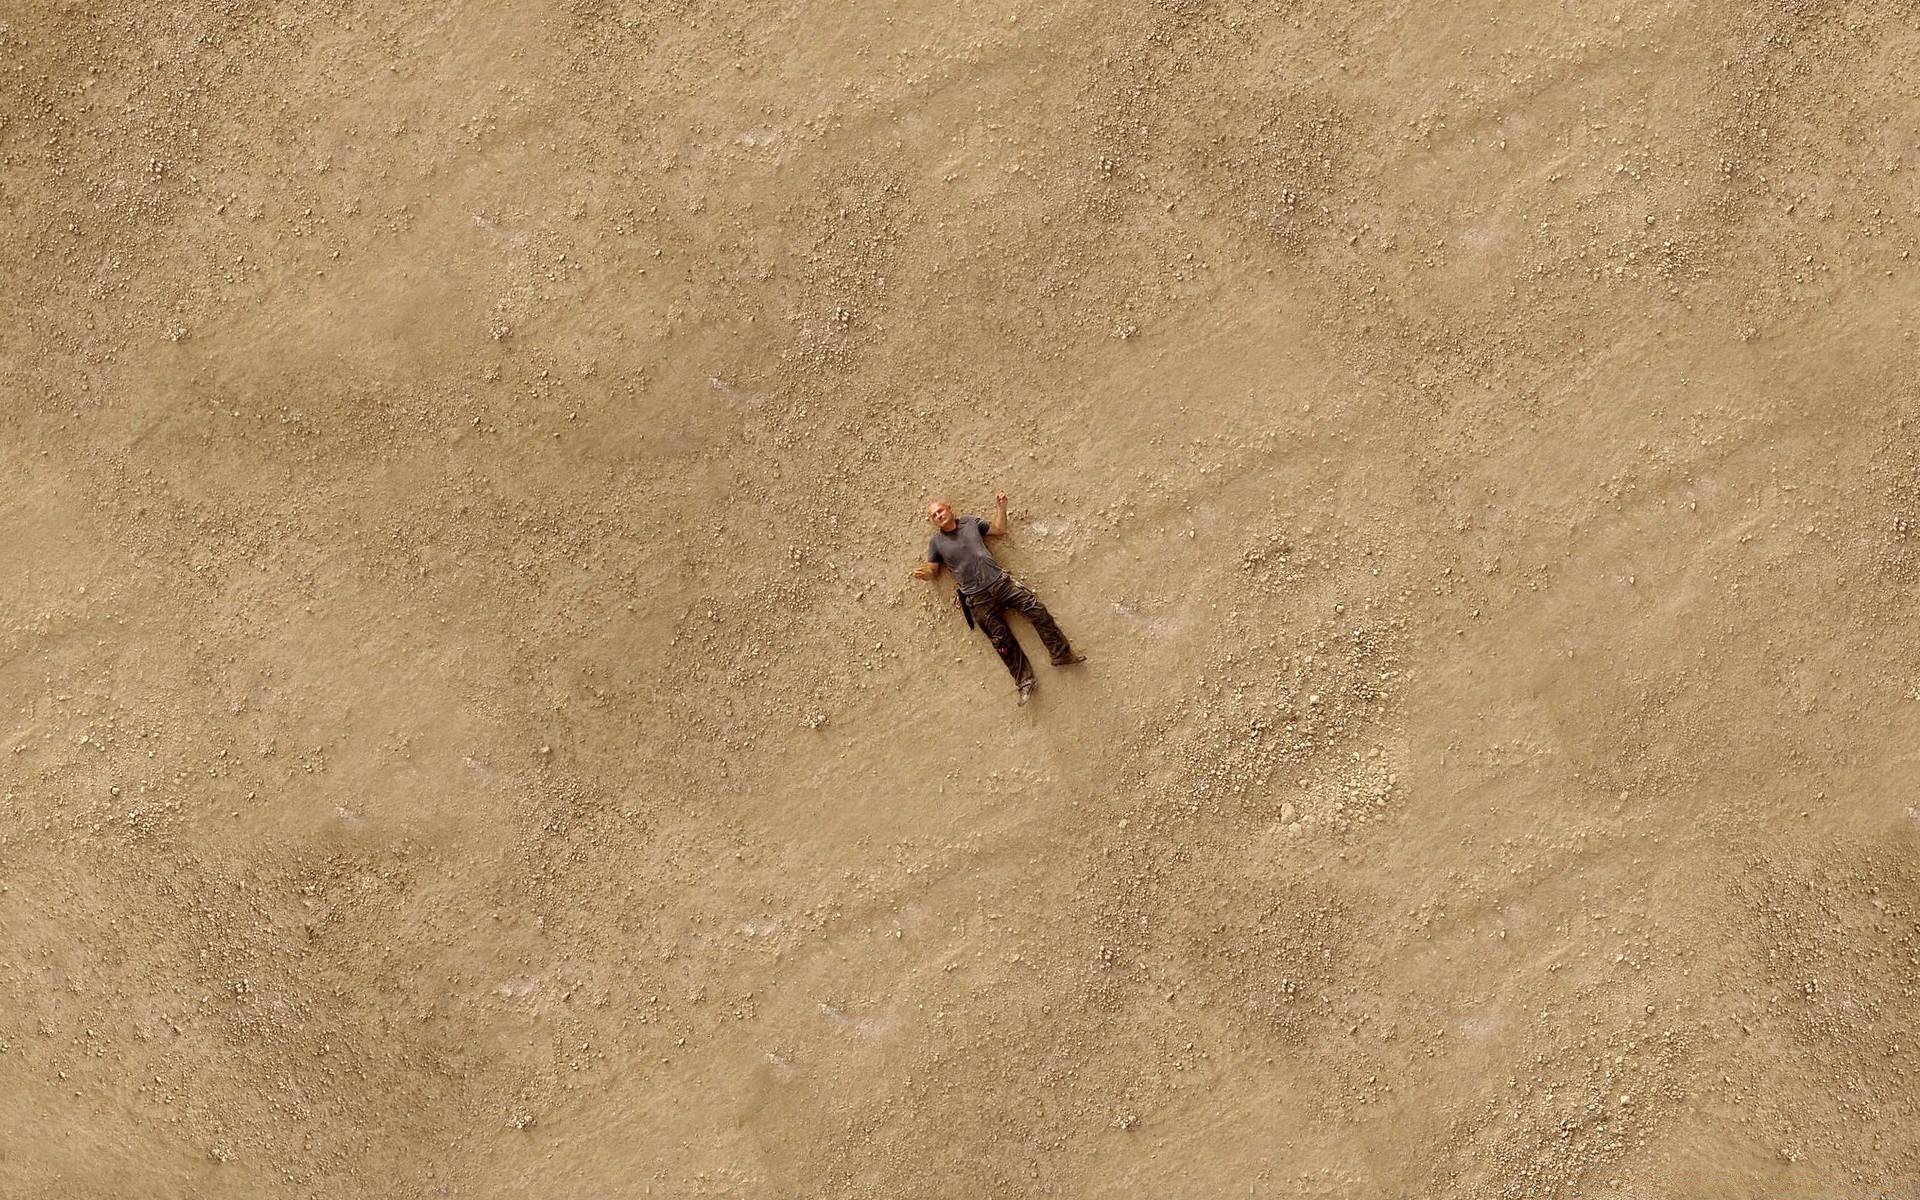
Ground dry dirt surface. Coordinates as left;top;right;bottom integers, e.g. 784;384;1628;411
6;1;1920;1196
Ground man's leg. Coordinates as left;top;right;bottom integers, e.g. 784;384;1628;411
972;589;1035;692
1001;578;1079;665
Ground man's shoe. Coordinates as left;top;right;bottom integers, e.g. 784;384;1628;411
1017;680;1035;706
1052;652;1087;666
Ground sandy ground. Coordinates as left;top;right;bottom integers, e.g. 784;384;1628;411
5;1;1920;1195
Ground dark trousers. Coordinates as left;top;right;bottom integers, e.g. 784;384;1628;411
964;575;1074;688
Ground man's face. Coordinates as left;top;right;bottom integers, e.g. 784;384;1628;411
927;500;957;531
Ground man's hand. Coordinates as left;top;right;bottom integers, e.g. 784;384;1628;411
911;561;941;582
988;491;1010;536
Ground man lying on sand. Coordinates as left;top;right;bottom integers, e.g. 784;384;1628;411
911;492;1084;706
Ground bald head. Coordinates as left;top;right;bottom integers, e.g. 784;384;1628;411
927;497;958;532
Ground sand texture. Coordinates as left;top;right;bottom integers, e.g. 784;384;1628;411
4;1;1920;1195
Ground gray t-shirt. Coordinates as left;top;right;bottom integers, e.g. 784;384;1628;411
927;515;1006;595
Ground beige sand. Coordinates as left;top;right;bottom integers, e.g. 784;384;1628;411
4;1;1918;1195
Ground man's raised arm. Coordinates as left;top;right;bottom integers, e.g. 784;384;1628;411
986;491;1010;536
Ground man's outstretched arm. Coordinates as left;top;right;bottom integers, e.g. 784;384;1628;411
986;491;1010;536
